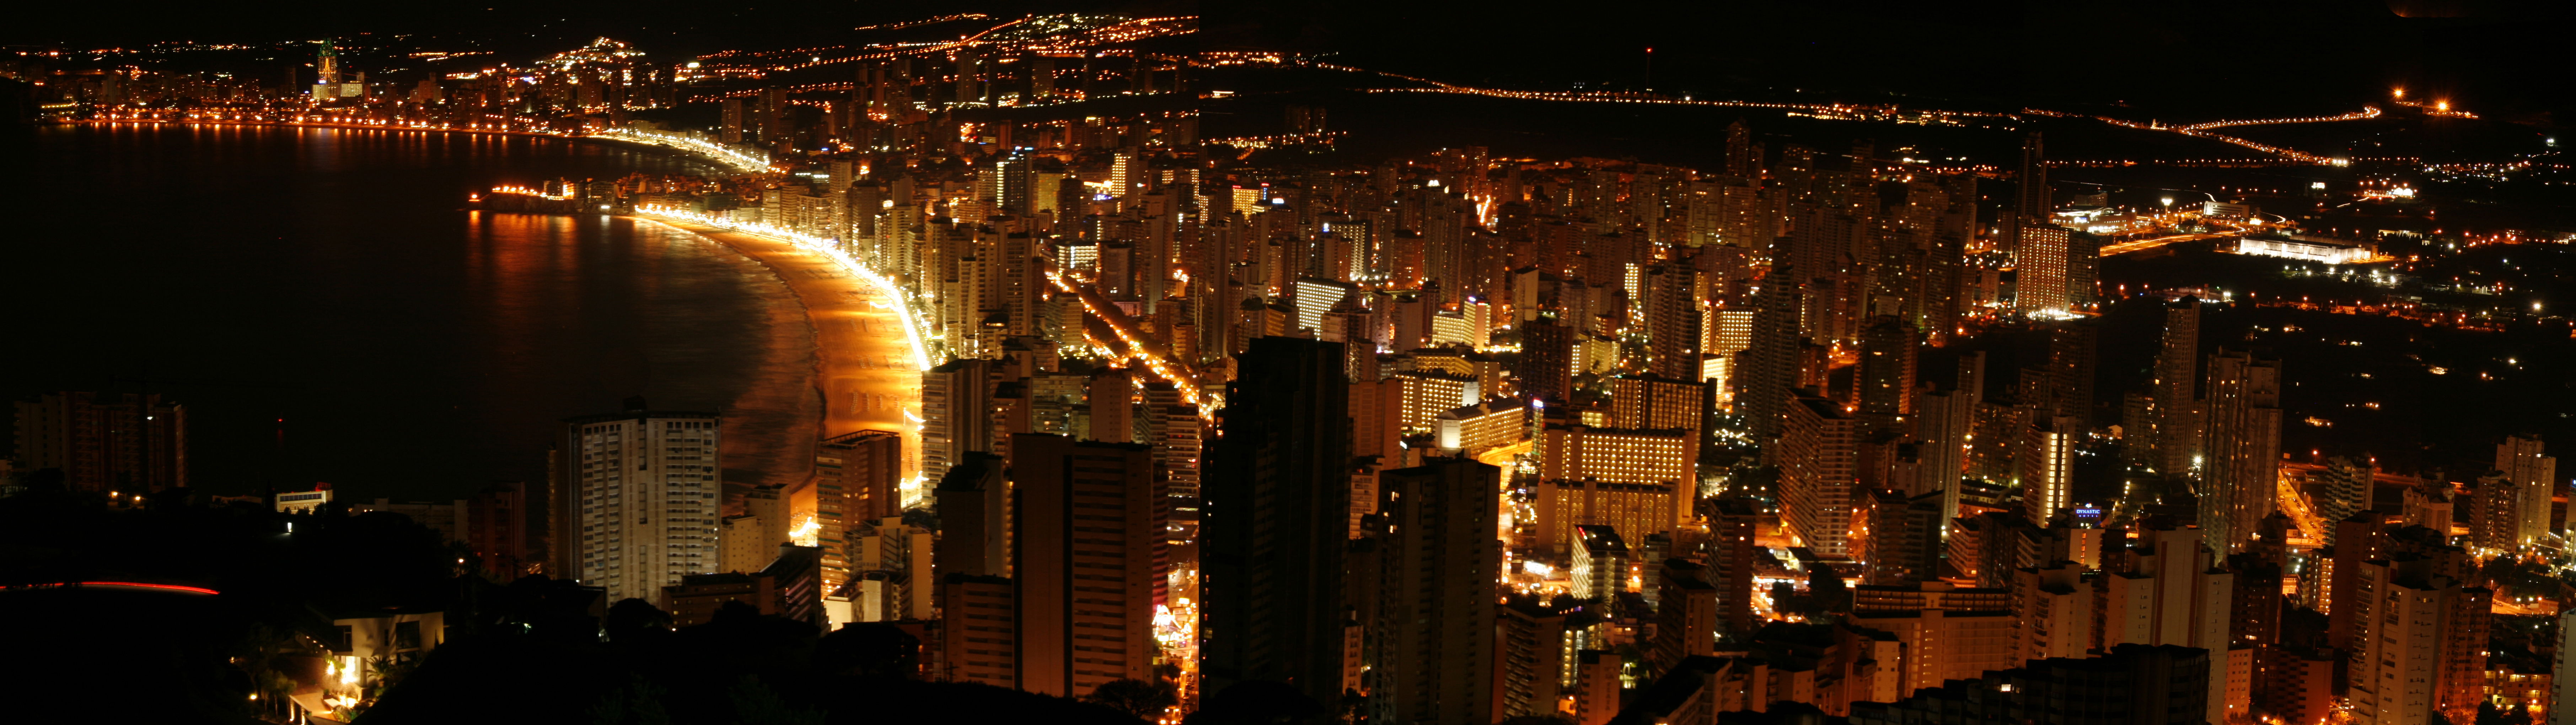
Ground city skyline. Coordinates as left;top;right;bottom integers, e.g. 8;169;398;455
5;4;2576;725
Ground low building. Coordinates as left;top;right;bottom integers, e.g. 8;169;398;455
1434;398;1529;453
276;488;333;514
2236;235;2373;264
663;572;777;627
1847;644;2212;725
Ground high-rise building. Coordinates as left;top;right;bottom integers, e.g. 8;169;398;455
1536;477;1682;558
2007;131;2048;255
1856;318;1918;432
1914;353;1983;524
1432;399;1528;454
1517;319;1576;404
2013;561;2093;662
11;391;187;493
814;429;903;594
1366;460;1500;725
2198;349;2282;553
1540;423;1697;488
1848;581;2022;698
2315;457;2377;545
939;573;1018;687
1202;337;1353;706
2498;435;2558;545
1652;559;1717;670
1608;374;1708;432
847;515;933;623
1086;367;1132;444
1395;369;1480;434
1007;433;1166;697
2555;608;2576;725
1914;386;1973;520
2017;415;2081;525
1292;276;1357;334
2153;300;2202;476
922;359;996;481
2042;319;2098;421
1723;119;1760;179
1569;525;1628;601
1574;650;1624;725
933;451;1009;580
2341;556;2492;725
1780;390;1859;556
1863;489;1946;584
2014;225;2073;315
2099;526;2233;725
1142;382;1203;501
1707;497;1761;640
467;482;532;579
1644;265;1705;380
1735;277;1804;441
1499;597;1592;721
553;398;723;605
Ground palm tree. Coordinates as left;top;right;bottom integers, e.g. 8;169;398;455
1084;678;1179;722
232;623;312;719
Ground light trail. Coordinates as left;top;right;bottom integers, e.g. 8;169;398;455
2024;106;2381;165
2174;105;2380;132
1040;266;1211;413
2098;233;2229;256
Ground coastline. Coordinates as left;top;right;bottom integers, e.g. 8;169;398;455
66;119;769;174
640;217;925;493
70;120;908;497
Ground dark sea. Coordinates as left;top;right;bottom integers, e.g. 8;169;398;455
0;124;821;501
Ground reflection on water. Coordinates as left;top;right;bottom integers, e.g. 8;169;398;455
4;124;818;499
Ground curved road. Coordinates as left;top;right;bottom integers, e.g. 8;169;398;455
648;218;924;486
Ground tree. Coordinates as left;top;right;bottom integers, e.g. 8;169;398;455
588;675;671;725
1084;678;1179;722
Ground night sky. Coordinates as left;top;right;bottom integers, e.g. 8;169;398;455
11;1;2574;123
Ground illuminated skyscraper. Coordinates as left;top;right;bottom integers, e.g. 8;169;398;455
2498;435;2558;544
554;398;723;606
1644;265;1704;379
1293;276;1356;334
1736;276;1805;441
1607;374;1707;432
2197;350;2281;553
2017;415;2080;525
814;429;903;594
1780;390;1859;556
2015;225;2072;315
2314;457;2376;546
721;98;745;145
2153;299;2202;476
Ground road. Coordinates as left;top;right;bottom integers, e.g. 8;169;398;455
648;218;924;483
2098;232;2231;256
